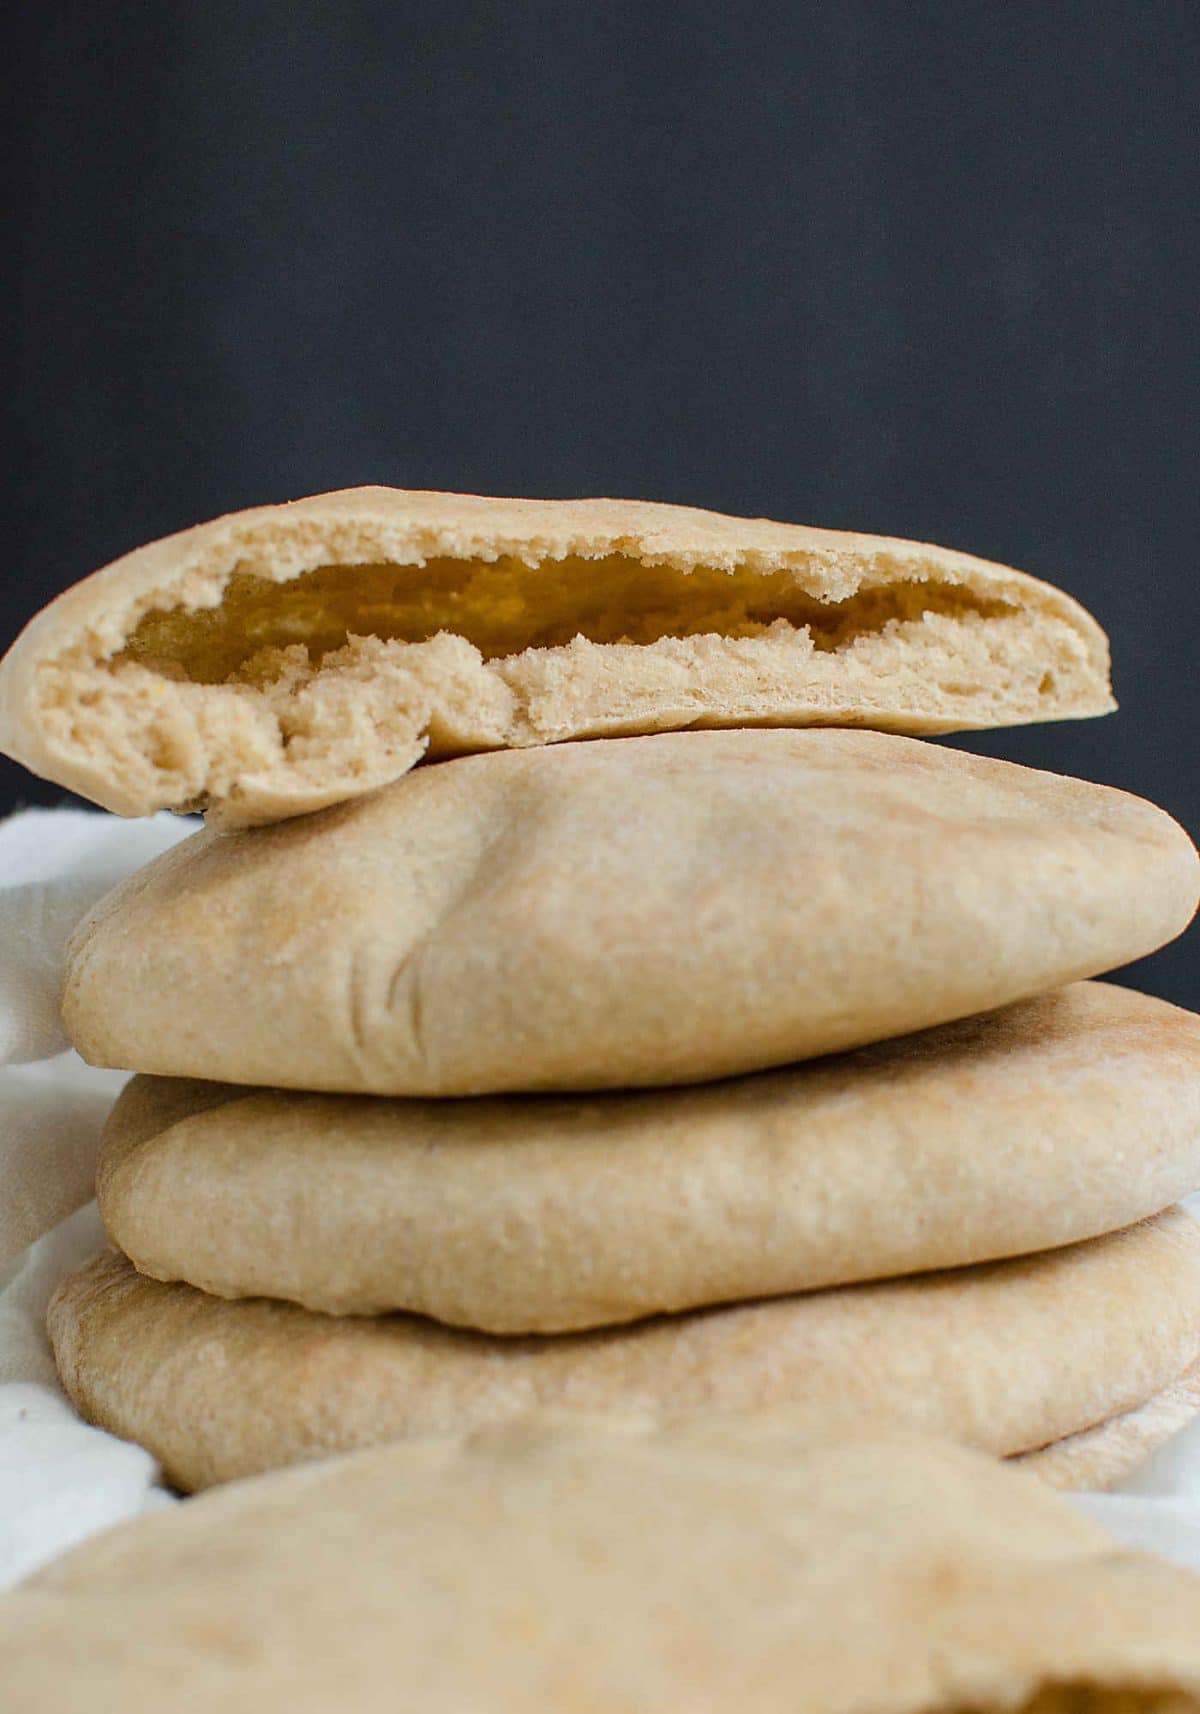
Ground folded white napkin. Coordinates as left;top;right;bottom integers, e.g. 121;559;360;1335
0;806;1197;1589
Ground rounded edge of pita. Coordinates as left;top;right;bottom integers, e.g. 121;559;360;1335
48;1211;1200;1492
1019;1359;1200;1491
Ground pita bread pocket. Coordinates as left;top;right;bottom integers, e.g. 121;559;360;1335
0;488;1113;826
62;730;1199;1094
96;983;1200;1330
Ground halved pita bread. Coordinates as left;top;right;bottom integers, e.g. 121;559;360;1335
62;730;1199;1095
0;490;1113;827
1020;1360;1200;1491
8;1415;1200;1713
48;1211;1200;1492
96;984;1200;1331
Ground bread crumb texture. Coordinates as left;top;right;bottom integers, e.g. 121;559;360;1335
0;488;1114;825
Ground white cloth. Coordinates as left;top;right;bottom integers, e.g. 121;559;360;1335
0;810;191;1583
0;808;1198;1590
0;1204;176;1584
0;809;193;1067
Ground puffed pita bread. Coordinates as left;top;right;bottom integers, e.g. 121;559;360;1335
8;1415;1200;1714
13;1416;1200;1714
48;1211;1200;1492
62;731;1199;1096
1020;1360;1200;1491
0;488;1114;827
96;984;1200;1331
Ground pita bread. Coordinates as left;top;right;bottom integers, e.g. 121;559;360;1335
0;488;1114;827
63;731;1199;1096
6;1416;1200;1714
48;1211;1200;1492
96;984;1200;1331
1020;1360;1200;1491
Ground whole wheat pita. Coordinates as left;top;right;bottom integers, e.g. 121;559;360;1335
6;1414;1200;1712
96;984;1200;1330
48;1211;1200;1492
63;731;1199;1095
0;488;1113;825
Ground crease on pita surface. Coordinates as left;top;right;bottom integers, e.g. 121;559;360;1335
60;731;1200;1097
0;488;1114;824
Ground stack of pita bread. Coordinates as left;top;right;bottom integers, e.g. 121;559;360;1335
3;489;1199;1496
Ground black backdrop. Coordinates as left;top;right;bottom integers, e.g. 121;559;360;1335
7;3;1199;1004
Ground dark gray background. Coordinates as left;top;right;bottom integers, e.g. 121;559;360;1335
7;3;1199;1003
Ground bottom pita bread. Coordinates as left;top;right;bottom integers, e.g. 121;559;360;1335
1020;1361;1200;1491
48;1209;1200;1492
5;1415;1200;1713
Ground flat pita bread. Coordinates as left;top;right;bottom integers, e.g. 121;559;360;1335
48;1211;1200;1492
62;730;1199;1095
1020;1360;1200;1491
96;983;1200;1331
0;489;1114;827
6;1415;1200;1713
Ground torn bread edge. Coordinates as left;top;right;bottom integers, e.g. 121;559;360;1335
0;488;1115;826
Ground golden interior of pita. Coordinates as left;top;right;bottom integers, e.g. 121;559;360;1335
114;555;1017;684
